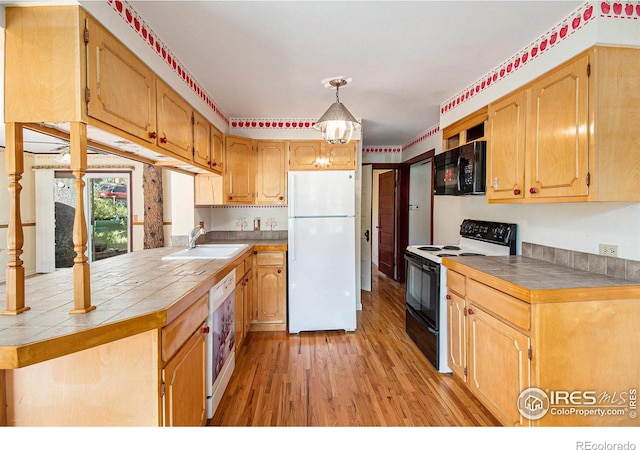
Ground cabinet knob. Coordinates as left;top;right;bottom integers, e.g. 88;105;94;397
160;136;168;144
277;269;282;274
202;326;210;334
211;162;217;167
513;189;521;196
278;196;284;201
446;294;451;299
228;196;233;200
468;308;475;315
149;131;157;139
529;187;537;194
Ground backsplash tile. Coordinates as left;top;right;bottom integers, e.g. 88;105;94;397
523;242;640;282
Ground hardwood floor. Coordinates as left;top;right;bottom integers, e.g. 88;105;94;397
208;265;500;427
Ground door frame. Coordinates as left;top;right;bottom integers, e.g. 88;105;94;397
370;148;435;284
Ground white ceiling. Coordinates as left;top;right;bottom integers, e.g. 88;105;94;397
2;0;584;152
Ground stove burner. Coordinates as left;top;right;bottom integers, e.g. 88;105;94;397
437;253;457;257
418;246;441;251
459;252;485;256
443;245;461;251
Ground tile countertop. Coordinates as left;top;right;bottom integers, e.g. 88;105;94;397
0;241;287;369
442;255;640;304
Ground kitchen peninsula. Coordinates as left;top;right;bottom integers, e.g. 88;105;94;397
0;239;286;426
443;254;640;427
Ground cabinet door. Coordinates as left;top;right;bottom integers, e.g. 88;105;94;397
193;111;212;169
324;142;356;170
486;89;526;201
224;136;255;204
156;79;193;161
211;127;224;175
526;54;589;199
289;141;323;170
447;291;466;382
194;174;222;206
468;305;530;426
162;326;207;426
235;277;246;350
255;265;286;325
86;17;157;143
256;141;287;204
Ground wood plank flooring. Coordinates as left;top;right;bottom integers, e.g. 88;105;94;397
208;266;500;426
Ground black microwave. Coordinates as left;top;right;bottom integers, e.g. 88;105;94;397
434;141;486;196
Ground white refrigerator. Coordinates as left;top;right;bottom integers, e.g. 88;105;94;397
288;170;357;333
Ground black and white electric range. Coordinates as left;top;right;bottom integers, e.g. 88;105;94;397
404;219;517;373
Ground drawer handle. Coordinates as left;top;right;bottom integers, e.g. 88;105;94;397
446;294;451;299
202;326;210;334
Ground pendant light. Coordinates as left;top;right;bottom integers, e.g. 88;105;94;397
313;78;361;144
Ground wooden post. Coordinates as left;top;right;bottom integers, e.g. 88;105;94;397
2;123;29;315
0;370;6;426
69;122;95;314
143;164;165;249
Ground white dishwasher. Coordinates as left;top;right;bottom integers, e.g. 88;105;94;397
206;270;236;419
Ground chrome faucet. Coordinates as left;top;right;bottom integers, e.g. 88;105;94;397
188;222;206;249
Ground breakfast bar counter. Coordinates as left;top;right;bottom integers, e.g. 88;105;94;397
0;240;286;370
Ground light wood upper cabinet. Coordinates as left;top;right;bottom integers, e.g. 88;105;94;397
289;140;356;170
211;127;224;175
86;15;158;144
486;89;527;201
193;111;212;169
156;79;194;161
194;174;223;206
256;141;287;204
224;135;255;204
526;54;589;199
486;46;640;203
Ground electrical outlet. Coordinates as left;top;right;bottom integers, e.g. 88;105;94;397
599;244;618;257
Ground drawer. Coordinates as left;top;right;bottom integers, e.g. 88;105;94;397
235;260;246;282
447;269;466;296
256;251;284;266
161;293;208;363
467;279;530;332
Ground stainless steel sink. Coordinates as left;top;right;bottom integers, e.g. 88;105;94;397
162;243;249;260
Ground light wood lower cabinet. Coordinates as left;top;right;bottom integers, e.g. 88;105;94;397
251;251;287;331
162;323;207;426
446;266;640;426
235;255;253;351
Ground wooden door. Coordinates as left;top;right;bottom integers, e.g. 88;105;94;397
289;141;323;170
162;327;207;426
255;141;287;204
467;305;530;426
224;135;255;204
324;142;356;170
211;127;224;175
447;291;466;381
486;89;526;201
156;79;193;161
192;111;211;169
378;170;396;279
86;17;157;143
526;54;589;199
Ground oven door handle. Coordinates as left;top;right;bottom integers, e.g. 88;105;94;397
422;264;437;272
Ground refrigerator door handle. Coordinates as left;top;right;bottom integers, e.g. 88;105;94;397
289;218;295;261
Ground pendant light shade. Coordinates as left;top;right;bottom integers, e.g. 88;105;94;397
313;78;361;144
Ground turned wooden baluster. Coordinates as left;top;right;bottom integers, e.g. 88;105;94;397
69;122;95;314
2;123;29;315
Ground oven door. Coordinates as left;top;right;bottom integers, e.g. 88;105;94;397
404;251;440;328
